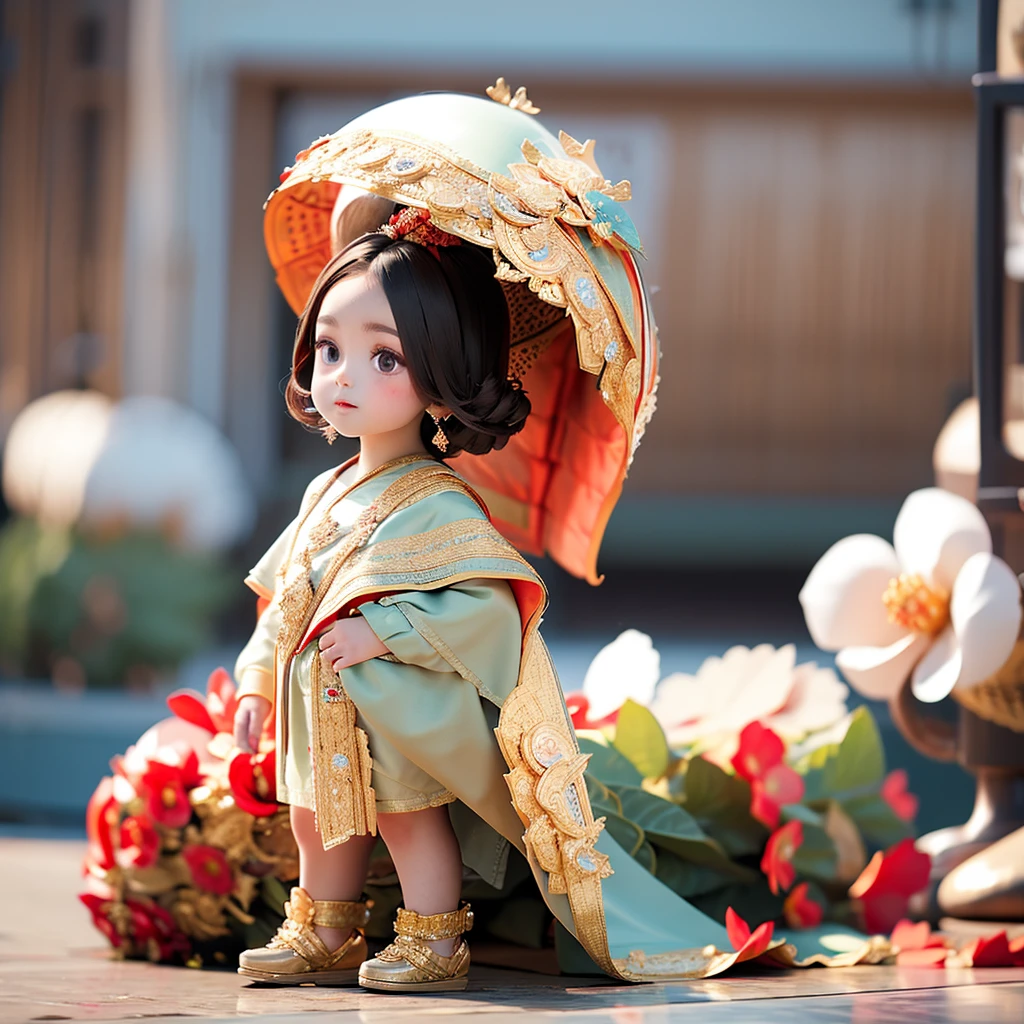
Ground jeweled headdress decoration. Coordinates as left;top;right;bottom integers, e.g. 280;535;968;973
379;206;462;259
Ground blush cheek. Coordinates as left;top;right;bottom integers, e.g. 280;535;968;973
378;378;421;414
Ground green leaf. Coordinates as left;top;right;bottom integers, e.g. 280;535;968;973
589;797;646;858
611;699;671;779
259;876;290;917
799;707;885;803
609;784;749;877
633;839;657;874
579;737;644;787
682;756;766;857
791;823;839;883
655;848;744;898
585;773;622;814
782;803;824;827
691;879;784;929
841;792;912;848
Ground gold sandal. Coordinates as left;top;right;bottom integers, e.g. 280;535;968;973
237;887;371;985
357;903;473;992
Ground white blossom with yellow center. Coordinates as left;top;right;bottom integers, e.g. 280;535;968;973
800;488;1022;703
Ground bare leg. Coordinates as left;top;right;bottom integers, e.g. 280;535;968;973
377;805;463;956
291;804;375;950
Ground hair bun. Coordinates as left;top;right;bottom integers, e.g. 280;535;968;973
442;376;531;456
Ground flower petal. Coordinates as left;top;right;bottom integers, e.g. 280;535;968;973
800;535;905;651
950;553;1021;691
893;488;991;591
912;554;1021;702
910;625;960;703
768;662;849;737
836;633;931;700
583;629;660;720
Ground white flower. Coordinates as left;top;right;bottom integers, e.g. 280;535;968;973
800;488;1021;703
648;644;848;754
581;629;660;721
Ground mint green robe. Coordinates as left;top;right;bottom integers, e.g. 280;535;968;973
235;458;886;980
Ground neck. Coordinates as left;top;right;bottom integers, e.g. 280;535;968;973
356;423;429;478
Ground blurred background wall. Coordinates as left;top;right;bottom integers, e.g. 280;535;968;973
0;0;979;569
0;0;992;832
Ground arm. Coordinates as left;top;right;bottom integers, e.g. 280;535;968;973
232;598;281;752
356;579;523;703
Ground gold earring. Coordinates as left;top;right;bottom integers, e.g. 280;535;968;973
321;424;338;445
430;413;448;453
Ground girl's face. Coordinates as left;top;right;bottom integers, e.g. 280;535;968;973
310;274;427;444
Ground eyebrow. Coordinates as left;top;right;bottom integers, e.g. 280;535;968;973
314;314;399;338
363;321;400;337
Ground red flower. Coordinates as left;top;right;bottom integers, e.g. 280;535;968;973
139;751;200;829
118;815;160;868
182;844;234;895
881;769;919;822
725;906;775;962
79;892;125;948
957;930;1024;968
732;721;785;781
732;722;804;829
84;777;119;871
167;667;239;736
565;694;620;730
228;748;278;817
848;838;931;934
783;881;823;929
890;919;947;966
761;820;802;895
750;764;805;830
124;898;190;962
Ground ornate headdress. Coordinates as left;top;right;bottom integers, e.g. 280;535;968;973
379;206;461;259
264;81;660;584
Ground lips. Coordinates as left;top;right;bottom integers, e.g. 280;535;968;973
335;401;357;409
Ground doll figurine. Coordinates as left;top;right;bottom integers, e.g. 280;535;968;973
232;85;782;992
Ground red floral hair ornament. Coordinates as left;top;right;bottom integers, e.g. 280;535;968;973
380;207;461;259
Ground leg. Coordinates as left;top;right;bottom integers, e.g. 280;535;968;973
377;804;463;956
291;804;376;951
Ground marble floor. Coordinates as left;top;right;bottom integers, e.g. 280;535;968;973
2;838;1022;1024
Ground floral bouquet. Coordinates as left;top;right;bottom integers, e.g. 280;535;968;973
80;669;297;967
566;632;929;944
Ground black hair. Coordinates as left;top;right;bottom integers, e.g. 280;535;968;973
286;228;530;457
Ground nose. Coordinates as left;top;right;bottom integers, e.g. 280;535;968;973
332;359;352;387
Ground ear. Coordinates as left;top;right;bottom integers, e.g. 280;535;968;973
427;403;452;420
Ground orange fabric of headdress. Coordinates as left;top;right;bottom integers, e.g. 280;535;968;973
380;207;461;259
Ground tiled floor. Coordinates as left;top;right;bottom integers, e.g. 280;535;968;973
2;839;1023;1023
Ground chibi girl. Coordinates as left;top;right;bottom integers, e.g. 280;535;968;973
228;86;770;992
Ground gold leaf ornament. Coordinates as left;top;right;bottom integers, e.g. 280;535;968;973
486;77;541;115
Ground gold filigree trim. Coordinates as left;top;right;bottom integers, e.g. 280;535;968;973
394;903;474;941
496;630;617;976
310;654;377;847
304;517;535;647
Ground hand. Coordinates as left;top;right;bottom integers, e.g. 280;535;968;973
318;615;389;676
233;694;271;754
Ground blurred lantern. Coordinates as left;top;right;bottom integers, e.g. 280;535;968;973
0;391;251;686
898;2;1024;923
3;391;253;552
2;390;113;529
